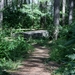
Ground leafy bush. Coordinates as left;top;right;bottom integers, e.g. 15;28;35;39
50;24;75;75
3;5;33;28
0;36;32;60
3;6;21;28
0;58;21;70
20;4;45;29
0;30;33;74
50;38;67;62
3;2;53;29
0;31;32;60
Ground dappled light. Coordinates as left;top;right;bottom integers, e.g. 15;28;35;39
0;0;75;75
9;45;58;75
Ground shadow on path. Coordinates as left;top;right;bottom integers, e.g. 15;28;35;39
10;44;59;75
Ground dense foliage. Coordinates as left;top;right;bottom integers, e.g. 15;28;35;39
3;1;53;30
50;23;75;74
0;29;33;74
0;0;75;75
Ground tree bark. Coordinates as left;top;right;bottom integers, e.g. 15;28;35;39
4;0;8;6
0;0;4;29
54;0;60;40
62;0;66;25
40;1;47;28
26;0;30;4
69;0;74;25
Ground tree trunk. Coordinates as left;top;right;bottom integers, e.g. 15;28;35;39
23;0;25;4
0;0;4;29
26;0;30;4
50;0;54;17
54;0;60;40
69;0;74;25
40;1;47;28
33;0;38;4
40;2;43;28
62;0;66;25
4;0;8;6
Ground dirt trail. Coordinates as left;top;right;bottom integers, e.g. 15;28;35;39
10;45;59;75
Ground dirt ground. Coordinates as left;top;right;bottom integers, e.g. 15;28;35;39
10;45;59;75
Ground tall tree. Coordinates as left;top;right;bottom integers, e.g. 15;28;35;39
4;0;8;6
0;0;4;28
40;1;48;28
54;0;60;40
69;0;74;25
62;0;66;25
26;0;30;4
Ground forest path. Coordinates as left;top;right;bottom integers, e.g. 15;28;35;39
10;44;59;75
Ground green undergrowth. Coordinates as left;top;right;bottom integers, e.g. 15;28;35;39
27;37;50;46
0;29;34;75
50;24;75;75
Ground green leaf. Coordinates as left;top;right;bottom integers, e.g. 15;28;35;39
67;54;75;60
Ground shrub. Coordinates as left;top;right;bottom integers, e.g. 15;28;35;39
50;24;75;75
0;30;33;73
0;36;33;61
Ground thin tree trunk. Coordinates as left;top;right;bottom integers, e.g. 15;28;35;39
4;0;8;6
40;2;43;28
26;0;30;4
24;0;27;4
54;0;60;40
0;0;4;29
40;1;47;28
50;0;54;17
20;0;23;7
69;0;74;25
62;0;66;25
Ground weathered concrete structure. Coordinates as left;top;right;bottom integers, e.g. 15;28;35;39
19;30;49;39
